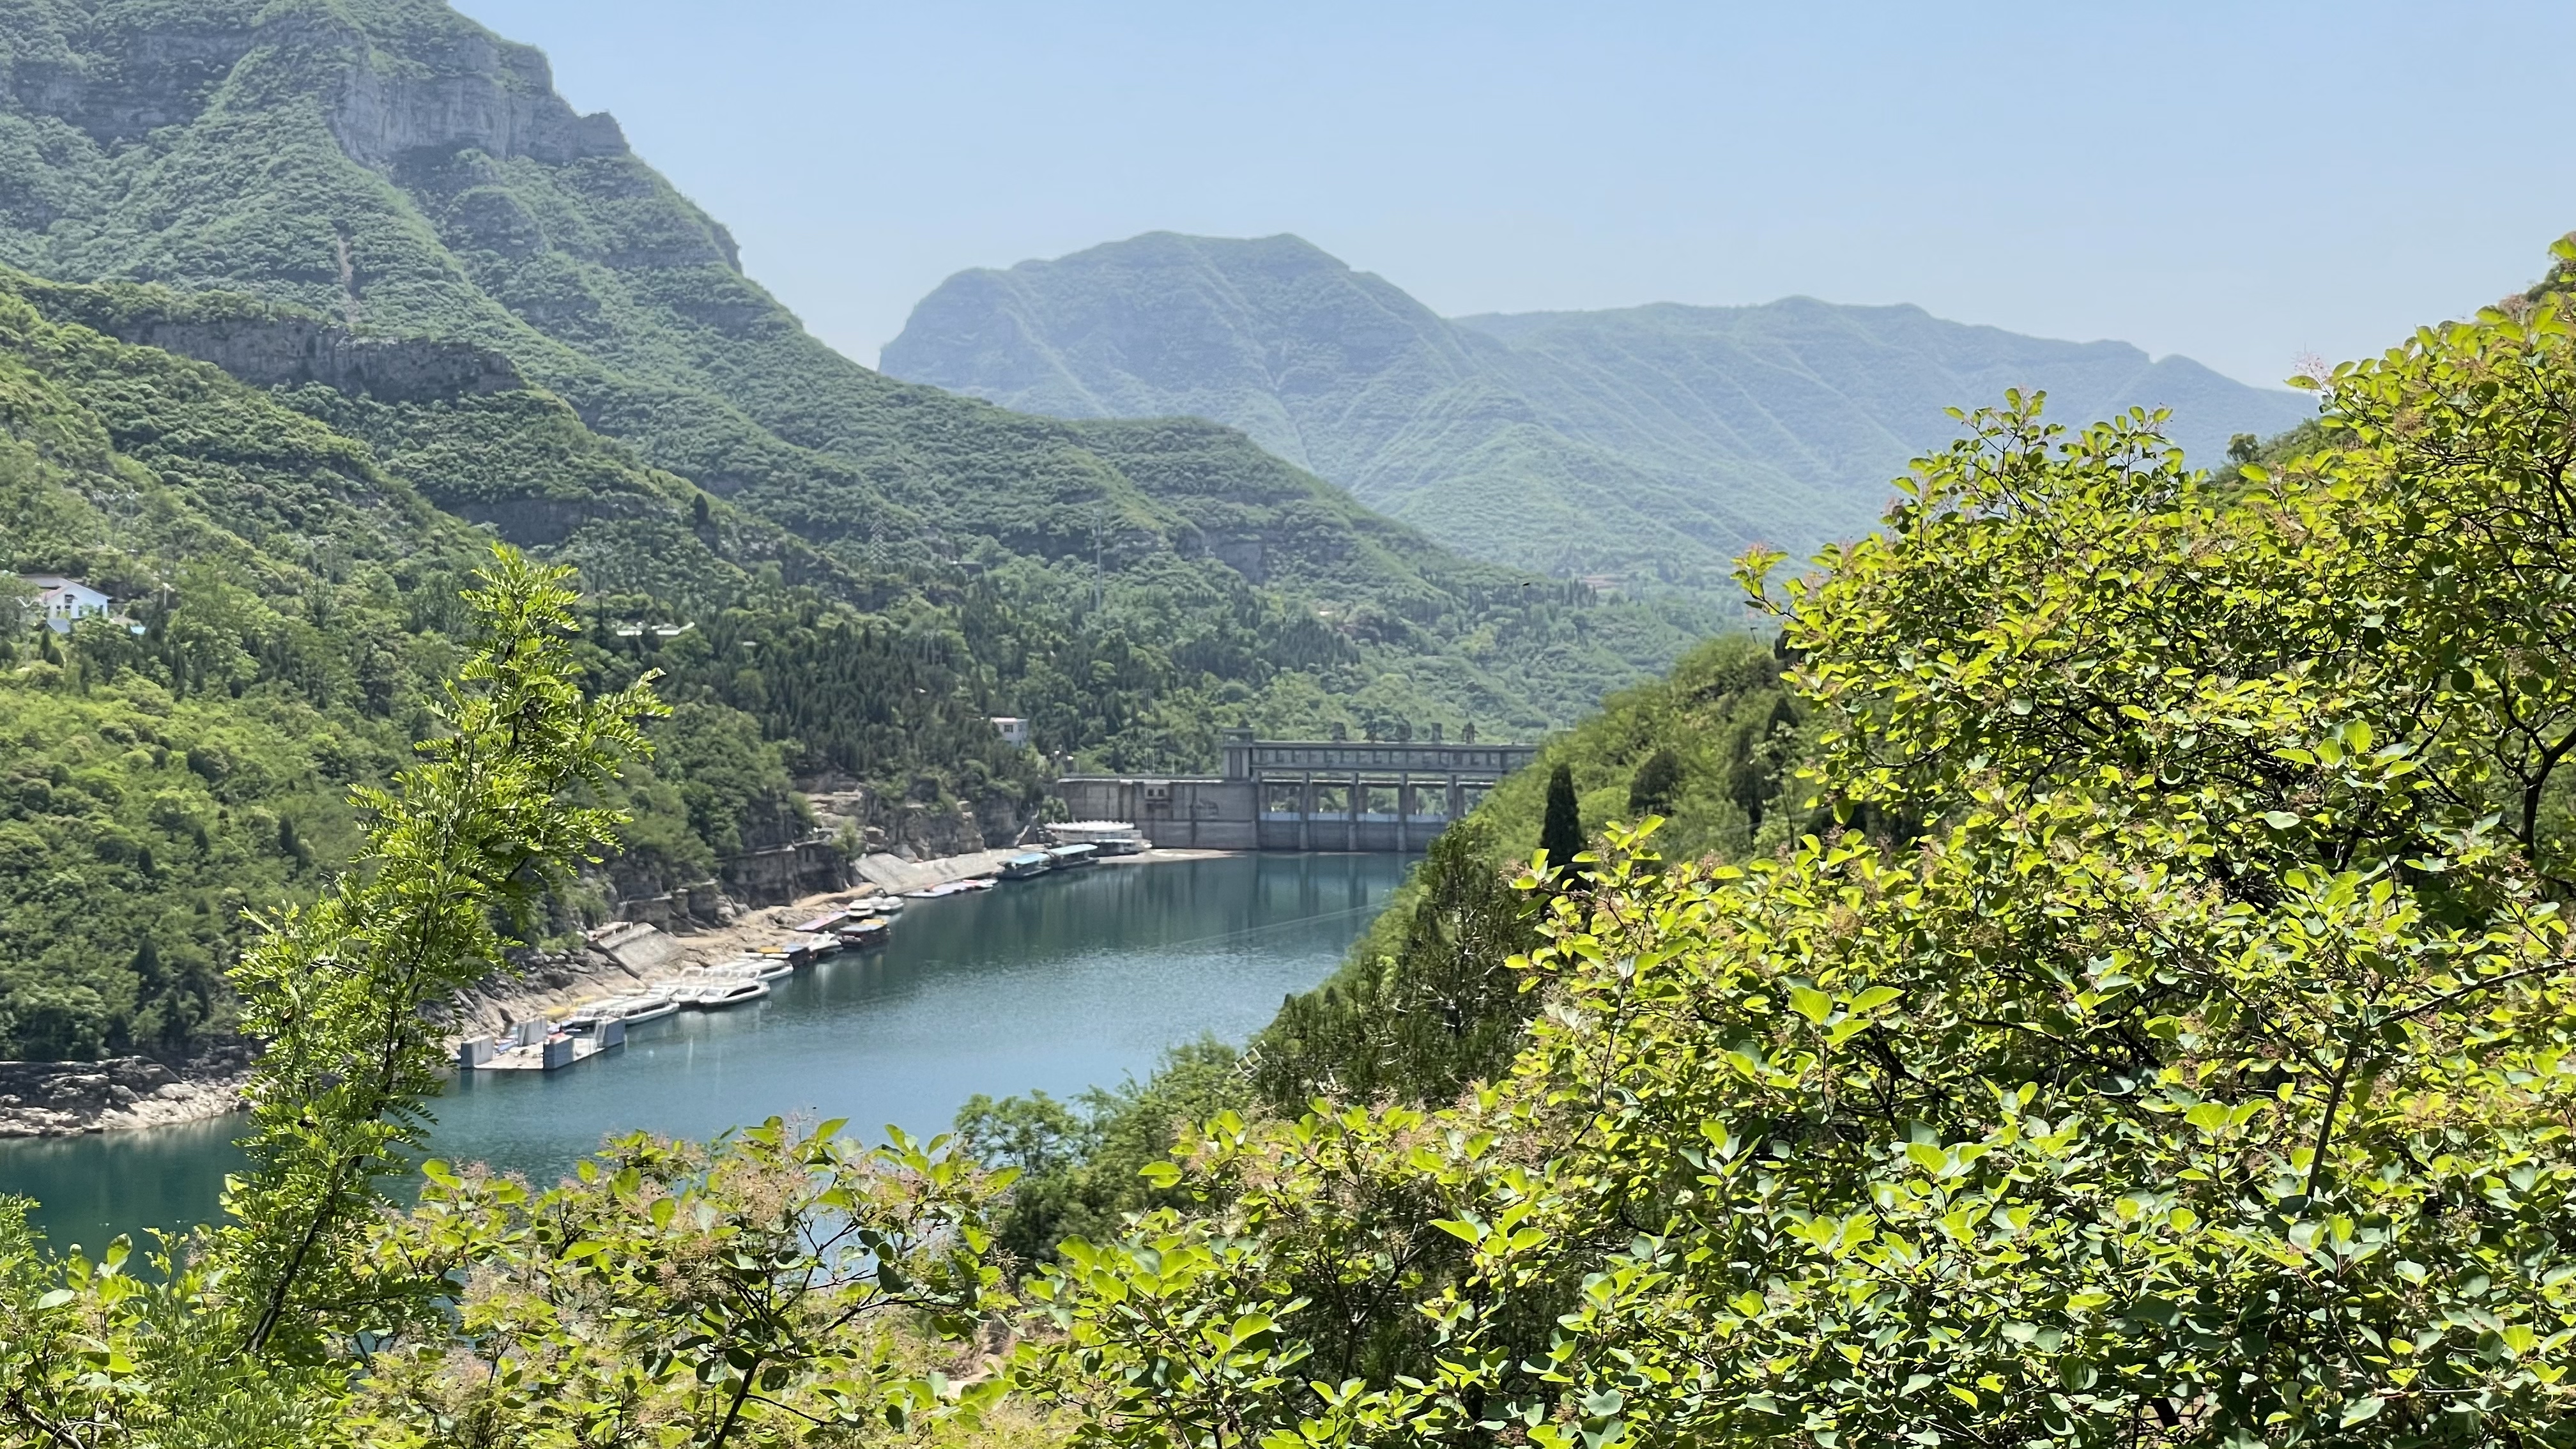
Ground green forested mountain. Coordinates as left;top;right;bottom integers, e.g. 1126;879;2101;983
0;267;993;1057
0;0;1713;1059
0;0;1705;747
882;231;2318;597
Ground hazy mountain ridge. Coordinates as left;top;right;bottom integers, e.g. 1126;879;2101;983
884;233;2317;594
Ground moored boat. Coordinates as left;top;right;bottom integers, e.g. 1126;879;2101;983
673;970;770;1009
693;977;770;1009
1000;850;1053;880
1044;820;1147;855
836;914;893;947
725;953;794;982
780;931;841;963
567;991;675;1031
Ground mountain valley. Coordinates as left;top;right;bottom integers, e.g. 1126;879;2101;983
0;0;1701;1061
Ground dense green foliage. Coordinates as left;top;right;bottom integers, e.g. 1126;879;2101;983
1258;627;1806;1094
954;1041;1250;1273
221;550;661;1358
883;231;2314;597
0;279;478;1060
996;277;2576;1446
1244;821;1539;1112
0;682;342;1060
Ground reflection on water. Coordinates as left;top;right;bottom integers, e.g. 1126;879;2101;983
1;853;1409;1250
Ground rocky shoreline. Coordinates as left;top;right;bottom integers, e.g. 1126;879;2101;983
447;847;1039;1038
0;845;1226;1140
0;1044;254;1139
454;847;1231;1041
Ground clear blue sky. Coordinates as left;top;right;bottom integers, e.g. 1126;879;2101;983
457;0;2576;388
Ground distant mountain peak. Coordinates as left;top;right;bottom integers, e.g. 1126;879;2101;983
884;233;2314;598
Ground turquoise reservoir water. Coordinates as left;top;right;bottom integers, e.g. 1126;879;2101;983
2;852;1409;1252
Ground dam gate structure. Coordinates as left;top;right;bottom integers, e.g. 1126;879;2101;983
1056;732;1538;851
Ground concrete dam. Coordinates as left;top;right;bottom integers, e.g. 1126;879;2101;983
1057;732;1537;852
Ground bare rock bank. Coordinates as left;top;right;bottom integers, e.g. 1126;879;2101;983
0;1045;252;1138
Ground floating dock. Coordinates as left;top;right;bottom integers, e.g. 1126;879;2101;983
459;1016;625;1072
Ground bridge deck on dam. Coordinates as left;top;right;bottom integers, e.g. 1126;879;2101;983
1057;734;1538;851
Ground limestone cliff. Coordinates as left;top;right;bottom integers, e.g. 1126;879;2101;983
4;4;631;172
117;314;523;402
320;22;630;174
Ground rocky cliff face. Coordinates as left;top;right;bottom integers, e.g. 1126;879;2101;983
5;6;627;171
322;24;628;172
116;314;523;401
801;776;1036;859
3;12;262;149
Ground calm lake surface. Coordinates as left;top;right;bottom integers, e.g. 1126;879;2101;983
3;852;1410;1252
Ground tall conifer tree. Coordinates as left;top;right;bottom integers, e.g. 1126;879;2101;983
1539;762;1584;876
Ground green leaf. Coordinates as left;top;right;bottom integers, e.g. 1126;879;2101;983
1850;985;1903;1013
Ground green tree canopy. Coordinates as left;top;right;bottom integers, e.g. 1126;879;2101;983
1007;282;2576;1448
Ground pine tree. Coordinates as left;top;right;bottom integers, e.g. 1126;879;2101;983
1539;762;1584;877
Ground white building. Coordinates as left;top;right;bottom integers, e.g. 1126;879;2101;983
990;716;1030;749
18;576;114;634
